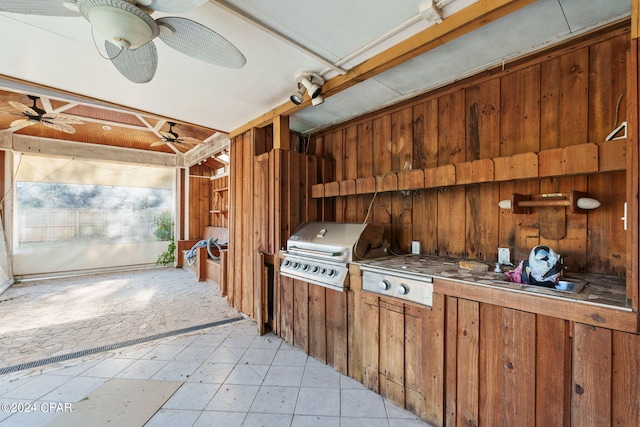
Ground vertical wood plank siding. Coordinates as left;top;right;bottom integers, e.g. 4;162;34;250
220;23;640;427
313;27;630;277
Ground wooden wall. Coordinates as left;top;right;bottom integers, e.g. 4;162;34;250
219;21;640;427
441;294;640;426
312;24;629;277
218;20;640;427
228;127;323;320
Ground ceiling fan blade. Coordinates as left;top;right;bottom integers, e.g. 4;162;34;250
42;114;84;124
145;0;207;13
150;140;168;147
105;40;158;84
175;142;198;148
41;120;77;134
177;137;203;145
159;130;175;139
8;101;38;116
0;0;81;16
9;118;35;128
157;17;246;69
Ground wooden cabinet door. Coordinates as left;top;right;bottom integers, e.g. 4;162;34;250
361;293;380;392
409;293;446;426
379;297;405;407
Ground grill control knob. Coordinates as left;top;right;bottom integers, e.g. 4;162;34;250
319;267;326;275
378;280;391;291
311;265;319;273
397;284;409;295
283;260;291;267
328;269;336;277
292;262;300;269
302;264;309;271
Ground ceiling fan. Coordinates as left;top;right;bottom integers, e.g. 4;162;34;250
151;121;204;148
8;95;84;134
0;0;246;83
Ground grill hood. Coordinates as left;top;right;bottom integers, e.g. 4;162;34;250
286;222;388;263
281;222;389;291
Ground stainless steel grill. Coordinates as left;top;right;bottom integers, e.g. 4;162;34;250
280;222;388;291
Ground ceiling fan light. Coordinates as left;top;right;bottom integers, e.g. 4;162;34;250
79;0;159;49
88;6;152;48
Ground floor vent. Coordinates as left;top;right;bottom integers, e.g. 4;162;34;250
0;317;243;376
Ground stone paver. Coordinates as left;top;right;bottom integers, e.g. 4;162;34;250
0;267;239;369
0;267;434;427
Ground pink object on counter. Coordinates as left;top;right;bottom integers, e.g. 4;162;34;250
505;261;525;284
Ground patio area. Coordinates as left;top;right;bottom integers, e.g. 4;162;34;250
0;268;432;426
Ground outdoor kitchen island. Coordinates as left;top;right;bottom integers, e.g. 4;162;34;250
344;256;636;426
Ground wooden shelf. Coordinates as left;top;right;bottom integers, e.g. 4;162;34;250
212;187;229;192
311;140;626;198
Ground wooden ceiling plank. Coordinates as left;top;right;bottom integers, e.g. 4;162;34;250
229;0;535;138
52;102;79;114
69;116;152;132
1;74;223;133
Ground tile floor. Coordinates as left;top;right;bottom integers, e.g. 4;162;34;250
0;268;434;426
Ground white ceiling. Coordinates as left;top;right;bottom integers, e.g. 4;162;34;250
0;0;632;137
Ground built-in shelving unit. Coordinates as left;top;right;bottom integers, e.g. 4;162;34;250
311;140;626;198
211;187;229;215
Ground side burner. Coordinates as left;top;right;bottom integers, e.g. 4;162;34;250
360;255;434;306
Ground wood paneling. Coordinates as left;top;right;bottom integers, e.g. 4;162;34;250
373;116;392;241
455;298;479;426
379;298;405;406
229;129;319;325
326;288;348;374
313;25;629;277
535;315;570;427
627;37;640;311
500;65;541;155
345;285;640;426
391;107;414;253
572;323;612;426
361;293;379;391
445;296;458;426
293;279;309;352
611;331;640;426
226;22;640;427
308;285;326;363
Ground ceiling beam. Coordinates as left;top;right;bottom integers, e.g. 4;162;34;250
11;135;176;167
182;132;230;168
229;0;535;138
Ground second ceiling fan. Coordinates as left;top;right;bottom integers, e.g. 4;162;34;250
151;121;204;149
9;95;84;134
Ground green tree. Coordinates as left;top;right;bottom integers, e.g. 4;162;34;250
153;211;173;241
